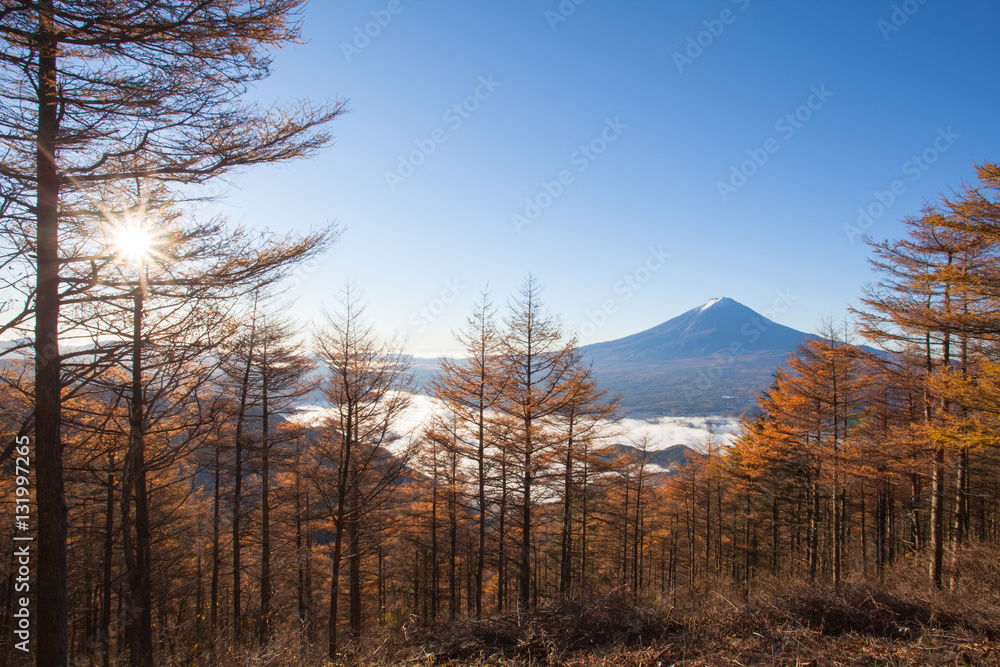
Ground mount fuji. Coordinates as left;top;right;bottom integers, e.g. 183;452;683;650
581;297;813;417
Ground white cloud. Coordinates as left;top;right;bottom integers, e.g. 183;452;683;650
294;392;741;454
615;415;740;451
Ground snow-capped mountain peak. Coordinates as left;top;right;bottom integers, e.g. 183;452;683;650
699;297;723;311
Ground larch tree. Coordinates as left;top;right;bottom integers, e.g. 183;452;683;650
430;288;505;617
553;352;621;595
82;188;334;664
855;200;991;588
780;328;869;588
498;275;577;609
923;163;1000;587
251;313;317;645
312;283;414;658
0;4;346;663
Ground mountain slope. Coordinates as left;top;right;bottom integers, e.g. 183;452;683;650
582;297;813;417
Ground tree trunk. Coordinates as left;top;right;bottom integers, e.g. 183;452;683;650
34;1;68;662
296;446;309;636
122;288;154;667
581;448;591;587
930;444;945;588
771;495;779;574
377;544;385;625
431;465;439;619
909;473;922;552
348;510;361;637
102;453;115;667
327;424;351;659
622;473;631;585
211;443;220;639
232;327;255;644
348;473;362;638
633;463;644;594
466;532;475;613
259;370;271;644
560;416;575;595
860;485;868;578
497;455;507;614
449;456;458;620
520;421;532;609
476;401;486;618
305;520;314;642
196;555;204;641
950;445;968;590
809;473;819;582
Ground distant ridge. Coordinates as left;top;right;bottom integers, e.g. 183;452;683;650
582;297;814;417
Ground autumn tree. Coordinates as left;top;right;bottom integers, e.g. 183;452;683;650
312;284;414;657
552;353;621;594
498;275;577;608
919;163;1000;586
856;193;994;587
430;288;505;617
251;314;316;644
82;189;334;664
0;4;346;663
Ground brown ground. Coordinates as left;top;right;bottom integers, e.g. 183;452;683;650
385;582;1000;667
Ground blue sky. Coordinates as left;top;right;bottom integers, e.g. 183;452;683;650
207;0;1000;356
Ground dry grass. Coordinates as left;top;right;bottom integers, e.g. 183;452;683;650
397;590;680;665
80;572;1000;666
388;580;1000;667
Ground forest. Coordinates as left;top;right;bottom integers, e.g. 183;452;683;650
4;2;1000;667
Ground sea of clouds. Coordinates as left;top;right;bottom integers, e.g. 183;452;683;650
296;392;740;453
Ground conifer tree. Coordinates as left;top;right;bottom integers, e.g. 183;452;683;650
497;275;577;608
312;284;413;657
430;289;505;617
0;5;345;661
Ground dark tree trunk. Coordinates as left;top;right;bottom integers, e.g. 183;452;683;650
431;472;439;619
328;410;352;659
122;289;153;667
102;453;115;667
231;321;256;644
449;451;458;620
951;445;968;589
211;444;220;638
475;402;486;618
560;417;574;595
520;422;532;609
34;1;68;663
259;373;271;644
497;456;507;614
296;448;310;636
348;480;362;638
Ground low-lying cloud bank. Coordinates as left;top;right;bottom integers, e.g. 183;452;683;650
615;415;740;451
297;392;741;453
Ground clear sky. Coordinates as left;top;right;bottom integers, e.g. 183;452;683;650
204;0;1000;356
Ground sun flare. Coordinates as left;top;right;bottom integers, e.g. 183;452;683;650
114;224;155;265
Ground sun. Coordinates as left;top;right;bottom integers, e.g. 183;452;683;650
114;223;156;265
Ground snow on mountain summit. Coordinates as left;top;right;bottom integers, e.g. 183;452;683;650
699;297;723;311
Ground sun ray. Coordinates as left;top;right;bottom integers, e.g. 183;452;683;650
114;223;155;266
